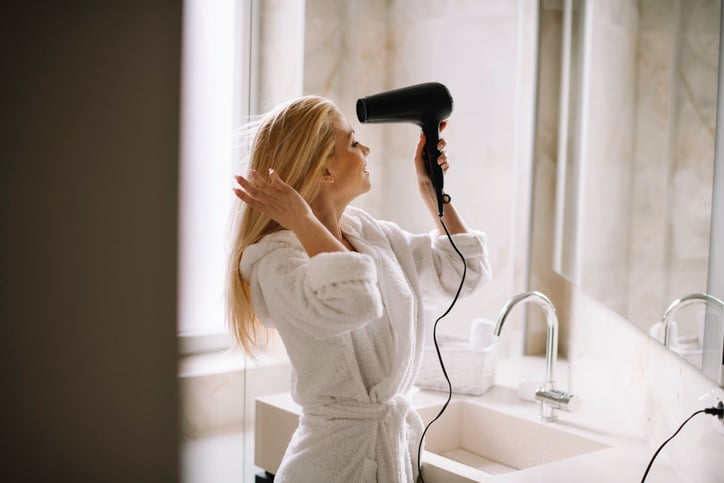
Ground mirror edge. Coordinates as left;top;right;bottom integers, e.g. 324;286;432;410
704;0;724;387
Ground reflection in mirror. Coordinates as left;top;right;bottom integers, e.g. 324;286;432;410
551;0;723;382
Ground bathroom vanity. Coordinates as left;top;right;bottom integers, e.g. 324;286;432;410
254;356;695;482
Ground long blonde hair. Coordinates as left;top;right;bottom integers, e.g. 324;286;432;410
226;96;340;354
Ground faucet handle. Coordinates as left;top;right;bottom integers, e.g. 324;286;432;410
535;388;580;413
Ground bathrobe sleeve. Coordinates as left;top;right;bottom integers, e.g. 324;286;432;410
429;230;492;295
242;239;384;339
378;220;492;307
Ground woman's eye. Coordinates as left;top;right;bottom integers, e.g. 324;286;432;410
351;140;359;148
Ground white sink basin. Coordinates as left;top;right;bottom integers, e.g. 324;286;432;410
417;399;609;481
256;391;613;482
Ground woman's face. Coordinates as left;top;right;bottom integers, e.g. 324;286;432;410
324;112;371;202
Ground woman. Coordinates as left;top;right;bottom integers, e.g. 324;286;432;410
226;96;491;482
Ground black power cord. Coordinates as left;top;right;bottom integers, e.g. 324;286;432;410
641;402;724;482
416;215;467;483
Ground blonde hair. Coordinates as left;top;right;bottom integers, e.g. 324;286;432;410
226;96;340;354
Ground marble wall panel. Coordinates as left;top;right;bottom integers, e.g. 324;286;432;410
302;0;540;333
577;0;638;317
626;0;717;331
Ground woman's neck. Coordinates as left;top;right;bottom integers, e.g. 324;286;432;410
310;198;349;247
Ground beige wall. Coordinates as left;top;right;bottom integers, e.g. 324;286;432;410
302;0;540;344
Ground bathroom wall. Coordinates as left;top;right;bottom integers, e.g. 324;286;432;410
527;0;641;333
567;285;724;482
303;0;540;341
571;3;724;478
547;0;720;336
627;0;717;329
576;0;639;315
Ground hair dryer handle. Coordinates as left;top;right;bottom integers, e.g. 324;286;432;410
422;124;446;217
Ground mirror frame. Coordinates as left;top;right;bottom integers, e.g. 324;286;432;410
703;3;724;385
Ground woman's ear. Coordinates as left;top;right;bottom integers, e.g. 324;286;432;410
321;168;335;183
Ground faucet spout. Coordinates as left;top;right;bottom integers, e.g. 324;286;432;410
495;291;575;421
661;293;724;347
495;291;558;389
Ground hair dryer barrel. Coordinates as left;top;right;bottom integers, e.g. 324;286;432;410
355;82;453;126
355;82;453;216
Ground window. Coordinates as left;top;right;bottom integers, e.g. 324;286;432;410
179;0;306;356
178;0;256;353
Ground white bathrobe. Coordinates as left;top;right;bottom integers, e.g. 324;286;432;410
241;206;491;483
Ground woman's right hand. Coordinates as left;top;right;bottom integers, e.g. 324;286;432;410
234;169;314;231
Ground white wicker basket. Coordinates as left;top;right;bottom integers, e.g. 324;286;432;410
415;335;497;396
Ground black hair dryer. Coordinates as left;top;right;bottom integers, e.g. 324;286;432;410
356;82;453;217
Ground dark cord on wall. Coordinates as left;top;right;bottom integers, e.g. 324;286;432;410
416;215;467;483
641;403;724;482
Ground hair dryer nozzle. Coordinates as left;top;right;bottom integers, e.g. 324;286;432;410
355;82;454;216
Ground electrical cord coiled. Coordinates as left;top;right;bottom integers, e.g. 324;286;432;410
641;402;724;482
416;215;467;483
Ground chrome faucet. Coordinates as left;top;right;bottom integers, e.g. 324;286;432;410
494;291;578;421
661;293;724;347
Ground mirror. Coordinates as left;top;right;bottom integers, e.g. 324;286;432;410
550;0;724;385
